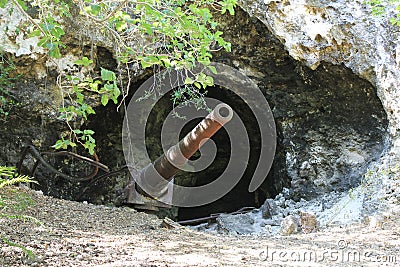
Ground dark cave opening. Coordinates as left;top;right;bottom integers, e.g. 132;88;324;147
142;85;284;221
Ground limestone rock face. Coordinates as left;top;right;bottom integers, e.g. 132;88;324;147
238;0;400;215
239;0;400;140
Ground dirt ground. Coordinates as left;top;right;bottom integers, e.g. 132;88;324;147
1;187;399;267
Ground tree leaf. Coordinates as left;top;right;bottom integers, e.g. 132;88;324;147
101;94;109;106
208;65;218;74
16;0;27;10
74;57;93;67
83;129;95;135
101;68;116;81
184;77;194;84
28;29;42;38
73;129;83;135
0;0;7;8
90;4;101;16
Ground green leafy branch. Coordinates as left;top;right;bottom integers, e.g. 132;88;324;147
366;0;400;26
53;58;121;154
77;0;236;91
0;0;237;154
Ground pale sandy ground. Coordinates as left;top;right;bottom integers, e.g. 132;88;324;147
1;187;399;267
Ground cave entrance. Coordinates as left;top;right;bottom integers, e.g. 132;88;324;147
141;62;388;222
144;85;284;222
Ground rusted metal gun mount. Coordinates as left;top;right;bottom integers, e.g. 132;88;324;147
116;103;234;211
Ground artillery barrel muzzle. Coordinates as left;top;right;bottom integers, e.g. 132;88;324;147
138;103;234;198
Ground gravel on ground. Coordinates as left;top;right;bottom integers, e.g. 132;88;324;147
1;187;399;266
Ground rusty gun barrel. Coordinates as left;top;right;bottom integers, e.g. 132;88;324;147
153;103;233;182
120;103;234;209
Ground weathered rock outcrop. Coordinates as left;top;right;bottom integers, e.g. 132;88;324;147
240;0;400;137
237;0;400;217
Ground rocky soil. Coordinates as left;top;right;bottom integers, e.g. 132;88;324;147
1;187;399;267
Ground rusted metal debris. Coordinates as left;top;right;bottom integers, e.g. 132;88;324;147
119;103;234;210
177;206;255;226
18;146;144;202
162;207;256;229
17;145;120;200
17;145;109;182
161;217;184;229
